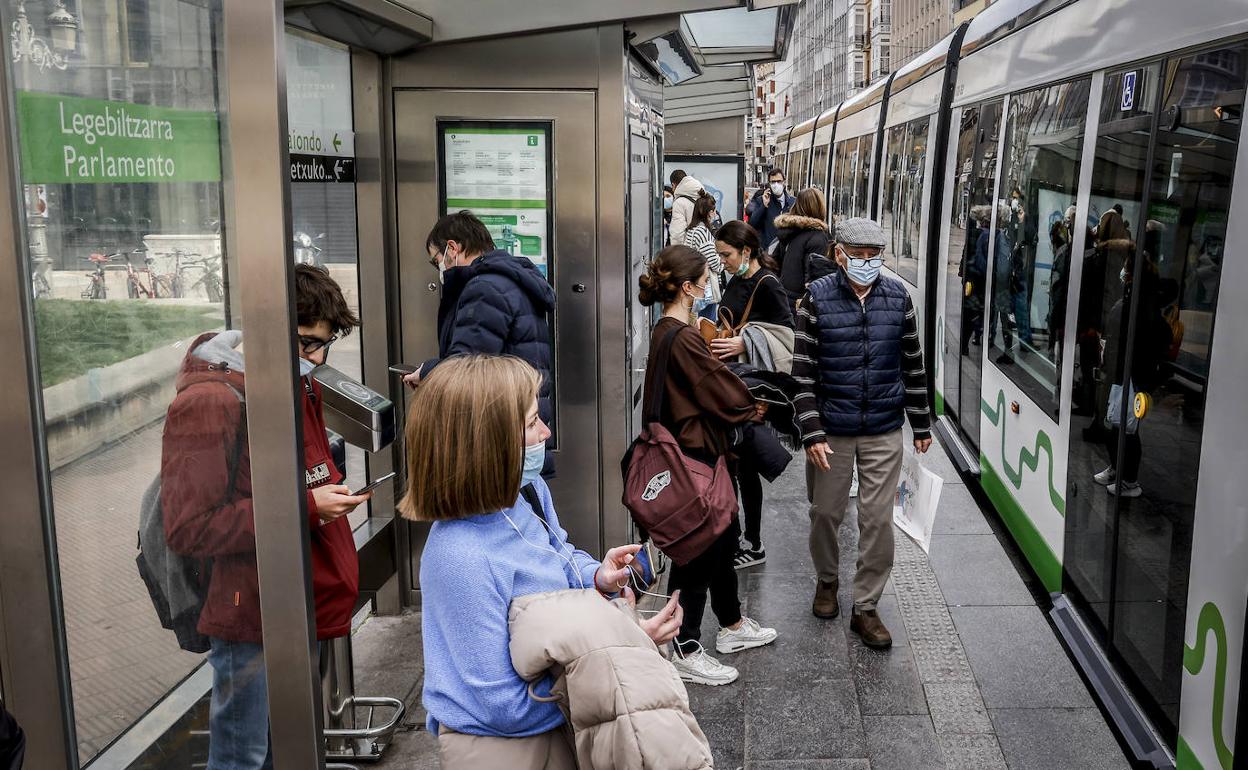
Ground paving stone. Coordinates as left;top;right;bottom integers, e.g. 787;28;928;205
924;682;993;735
990;708;1130;770
951;606;1094;709
927;535;1033;607
864;714;946;770
739;613;849;682
692;696;745;770
936;733;1008;769
844;593;910;649
852;645;928;716
931;483;992;535
925;441;965;484
748;761;871;769
745;679;865;761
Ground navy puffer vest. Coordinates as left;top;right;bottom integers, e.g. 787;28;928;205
808;269;909;436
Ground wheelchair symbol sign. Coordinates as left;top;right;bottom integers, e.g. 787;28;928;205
1121;71;1137;111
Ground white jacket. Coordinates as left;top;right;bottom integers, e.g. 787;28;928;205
668;176;702;246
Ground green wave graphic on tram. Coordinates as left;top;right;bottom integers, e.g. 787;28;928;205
1182;602;1234;770
980;390;1066;515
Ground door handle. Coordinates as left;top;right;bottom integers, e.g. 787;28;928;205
572;283;587;293
427;282;438;292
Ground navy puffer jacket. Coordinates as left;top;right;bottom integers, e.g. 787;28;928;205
422;250;557;468
807;269;909;436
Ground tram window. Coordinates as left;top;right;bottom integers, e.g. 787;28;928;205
882;116;930;285
988;77;1091;414
831;137;856;221
812;143;830;192
856;132;875;218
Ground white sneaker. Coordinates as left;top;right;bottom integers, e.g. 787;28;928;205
1108;480;1142;498
715;616;779;654
1093;467;1116;485
670;644;739;686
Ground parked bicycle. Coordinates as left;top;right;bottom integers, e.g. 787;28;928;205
80;252;125;299
180;252;224;303
32;270;51;299
293;231;325;266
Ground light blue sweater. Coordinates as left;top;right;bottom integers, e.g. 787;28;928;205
420;479;602;737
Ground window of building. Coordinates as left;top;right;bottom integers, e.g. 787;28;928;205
987;77;1092;413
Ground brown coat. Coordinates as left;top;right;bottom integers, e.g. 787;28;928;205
508;590;713;770
650;317;757;459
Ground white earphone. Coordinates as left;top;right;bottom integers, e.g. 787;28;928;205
501;501;590;590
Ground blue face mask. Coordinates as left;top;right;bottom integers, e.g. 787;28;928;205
298;356;318;378
691;295;712;315
845;260;882;286
521;441;545;486
663;197;673;211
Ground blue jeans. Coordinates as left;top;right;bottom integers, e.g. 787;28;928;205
207;638;274;770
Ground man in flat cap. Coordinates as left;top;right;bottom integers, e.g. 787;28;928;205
791;217;932;649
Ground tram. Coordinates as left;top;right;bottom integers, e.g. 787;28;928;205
775;1;1247;768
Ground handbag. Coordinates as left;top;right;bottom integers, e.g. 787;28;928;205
621;326;737;566
698;273;781;344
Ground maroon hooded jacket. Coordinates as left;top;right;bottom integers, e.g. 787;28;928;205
161;332;359;642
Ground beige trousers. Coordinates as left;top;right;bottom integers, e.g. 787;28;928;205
438;724;577;770
806;429;904;612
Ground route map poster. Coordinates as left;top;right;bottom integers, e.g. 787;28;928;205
439;123;553;277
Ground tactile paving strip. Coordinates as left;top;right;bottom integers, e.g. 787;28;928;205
891;521;1006;766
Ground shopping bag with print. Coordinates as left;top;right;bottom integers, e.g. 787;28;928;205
893;449;944;553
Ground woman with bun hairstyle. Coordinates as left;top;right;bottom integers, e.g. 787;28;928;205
638;245;779;686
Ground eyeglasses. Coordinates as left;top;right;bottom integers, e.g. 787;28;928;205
847;256;884;269
428;251;443;269
298;334;337;355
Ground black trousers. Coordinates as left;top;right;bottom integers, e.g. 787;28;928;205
1106;427;1143;483
670;522;742;649
0;701;24;770
736;462;764;550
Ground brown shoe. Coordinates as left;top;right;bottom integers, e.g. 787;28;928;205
850;609;893;649
811;580;839;619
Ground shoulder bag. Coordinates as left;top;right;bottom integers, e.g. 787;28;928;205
621;326;736;566
701;273;782;344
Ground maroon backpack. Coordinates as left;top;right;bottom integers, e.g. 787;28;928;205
621;326;736;566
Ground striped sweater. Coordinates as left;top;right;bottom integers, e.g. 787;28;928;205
792;279;931;444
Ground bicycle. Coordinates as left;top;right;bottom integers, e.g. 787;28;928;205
181;252;224;303
31;270;51;299
80;252;127;299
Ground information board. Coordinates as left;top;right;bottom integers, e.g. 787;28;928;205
663;154;746;222
439;124;553;277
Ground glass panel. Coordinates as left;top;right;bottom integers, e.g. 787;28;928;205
1111;46;1245;743
988;78;1091;414
880;123;906;273
285;31;370;526
832;137;855;222
942;107;979;422
812;142;830;192
856;132;875;218
896;117;929;286
1064;63;1161;641
5;1;329;765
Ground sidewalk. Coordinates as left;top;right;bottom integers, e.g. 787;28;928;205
363;437;1131;768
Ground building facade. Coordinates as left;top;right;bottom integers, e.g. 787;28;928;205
954;0;995;25
775;0;883;128
890;0;953;71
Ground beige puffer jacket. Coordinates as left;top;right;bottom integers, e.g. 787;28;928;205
509;590;713;770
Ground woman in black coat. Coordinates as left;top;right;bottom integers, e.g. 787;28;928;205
710;220;793;570
772;188;832;309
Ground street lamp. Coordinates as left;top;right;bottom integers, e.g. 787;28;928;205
11;1;78;72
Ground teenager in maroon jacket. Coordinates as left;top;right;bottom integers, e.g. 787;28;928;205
162;264;367;770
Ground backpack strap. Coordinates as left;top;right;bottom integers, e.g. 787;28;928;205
642;325;684;425
220;383;247;500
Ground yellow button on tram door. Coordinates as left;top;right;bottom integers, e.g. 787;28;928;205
1134;391;1152;421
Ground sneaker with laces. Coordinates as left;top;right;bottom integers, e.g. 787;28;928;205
670;644;739;686
732;546;767;570
1108;480;1142;498
1093;467;1116;485
715;616;778;654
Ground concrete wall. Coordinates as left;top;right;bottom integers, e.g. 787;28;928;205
665;115;746;155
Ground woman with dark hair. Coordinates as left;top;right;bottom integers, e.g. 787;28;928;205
772;188;832;309
710;220;794;568
682;191;725;320
638;245;779;686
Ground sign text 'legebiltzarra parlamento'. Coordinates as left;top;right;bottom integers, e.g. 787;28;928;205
16;90;222;184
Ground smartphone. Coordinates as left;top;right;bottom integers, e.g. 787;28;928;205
388;363;419;375
350;471;396;496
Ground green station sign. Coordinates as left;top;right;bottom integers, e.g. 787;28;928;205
16;90;222;184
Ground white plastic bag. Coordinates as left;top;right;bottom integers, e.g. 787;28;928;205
1105;382;1139;435
893;450;944;553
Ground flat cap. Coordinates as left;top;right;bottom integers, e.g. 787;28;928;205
834;217;886;249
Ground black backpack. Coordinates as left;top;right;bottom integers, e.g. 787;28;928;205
136;383;246;654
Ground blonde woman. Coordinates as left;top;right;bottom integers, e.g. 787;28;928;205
400;356;682;769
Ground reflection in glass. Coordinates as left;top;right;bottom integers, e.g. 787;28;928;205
882;117;929;286
812;142;830;192
855;132;874;219
988;78;1090;415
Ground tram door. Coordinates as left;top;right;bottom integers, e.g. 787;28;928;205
393;90;601;560
942;100;1002;446
1062;48;1245;744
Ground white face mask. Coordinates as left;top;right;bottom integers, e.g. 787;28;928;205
770;181;785;197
